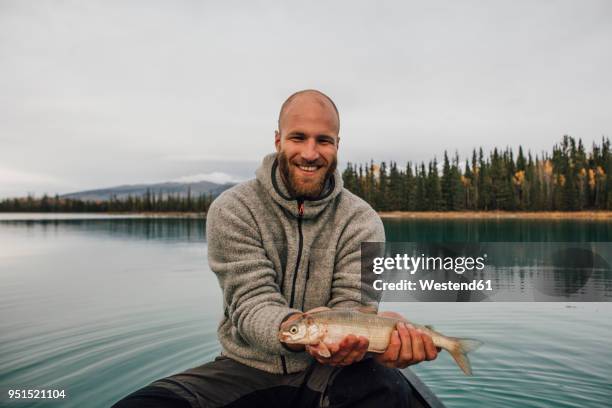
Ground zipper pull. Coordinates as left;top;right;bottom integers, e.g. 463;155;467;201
297;200;304;217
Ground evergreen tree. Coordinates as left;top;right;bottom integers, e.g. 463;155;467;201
425;159;442;211
387;161;402;211
441;151;452;211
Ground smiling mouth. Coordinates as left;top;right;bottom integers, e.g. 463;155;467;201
295;164;322;173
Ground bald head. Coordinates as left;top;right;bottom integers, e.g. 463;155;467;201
277;89;340;134
274;89;340;199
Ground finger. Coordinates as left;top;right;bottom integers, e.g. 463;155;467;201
420;332;438;361
377;330;400;364
410;328;425;362
325;343;340;364
328;343;340;355
338;340;365;365
306;345;326;363
331;335;357;364
339;336;369;365
309;343;337;363
397;323;413;366
314;355;328;364
307;346;327;364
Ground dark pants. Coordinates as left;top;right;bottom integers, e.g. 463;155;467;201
112;356;415;408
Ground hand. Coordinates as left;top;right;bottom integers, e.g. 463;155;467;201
374;311;439;369
307;334;370;367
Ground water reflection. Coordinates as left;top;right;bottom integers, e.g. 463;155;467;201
0;218;207;243
0;216;611;408
372;242;612;302
383;218;612;242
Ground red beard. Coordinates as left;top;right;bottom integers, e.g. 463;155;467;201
277;151;337;199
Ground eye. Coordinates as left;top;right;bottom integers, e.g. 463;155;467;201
317;136;335;145
289;326;298;334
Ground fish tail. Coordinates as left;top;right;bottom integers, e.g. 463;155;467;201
447;337;483;376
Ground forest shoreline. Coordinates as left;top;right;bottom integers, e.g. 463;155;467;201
377;211;612;219
2;211;612;220
58;210;612;220
131;210;612;219
117;210;612;219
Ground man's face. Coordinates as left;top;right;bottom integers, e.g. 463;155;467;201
275;94;340;199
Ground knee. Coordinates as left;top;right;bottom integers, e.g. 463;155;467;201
366;361;413;397
112;385;191;408
328;359;413;406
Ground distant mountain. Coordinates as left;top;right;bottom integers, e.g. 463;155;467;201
61;180;235;201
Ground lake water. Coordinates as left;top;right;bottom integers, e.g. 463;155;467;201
1;214;611;407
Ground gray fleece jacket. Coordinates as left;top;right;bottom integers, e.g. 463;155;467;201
206;153;385;374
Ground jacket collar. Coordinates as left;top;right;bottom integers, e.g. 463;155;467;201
256;153;343;219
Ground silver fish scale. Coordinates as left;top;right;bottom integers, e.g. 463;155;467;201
295;309;483;376
309;310;400;352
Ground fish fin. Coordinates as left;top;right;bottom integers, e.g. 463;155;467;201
305;306;330;315
356;305;378;314
447;337;483;376
311;342;331;358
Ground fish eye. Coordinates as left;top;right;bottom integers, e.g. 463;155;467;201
290;326;298;334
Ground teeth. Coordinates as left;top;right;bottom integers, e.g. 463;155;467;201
298;165;318;172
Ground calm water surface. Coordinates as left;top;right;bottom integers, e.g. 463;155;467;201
1;214;611;407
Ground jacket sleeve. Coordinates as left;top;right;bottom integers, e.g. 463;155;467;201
206;196;301;355
327;207;386;310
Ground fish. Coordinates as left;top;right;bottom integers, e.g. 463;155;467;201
279;307;483;375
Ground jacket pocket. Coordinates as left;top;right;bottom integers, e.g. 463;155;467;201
302;249;334;311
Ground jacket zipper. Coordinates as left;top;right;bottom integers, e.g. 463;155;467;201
281;355;288;374
281;199;304;375
289;199;304;308
301;258;310;309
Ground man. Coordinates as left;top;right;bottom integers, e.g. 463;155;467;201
113;90;438;408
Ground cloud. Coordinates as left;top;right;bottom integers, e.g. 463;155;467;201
0;166;66;186
171;172;242;184
162;154;254;163
0;166;72;198
1;1;610;196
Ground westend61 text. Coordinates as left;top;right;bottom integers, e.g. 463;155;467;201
373;279;493;292
372;254;487;275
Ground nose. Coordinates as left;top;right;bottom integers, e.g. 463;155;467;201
300;138;320;162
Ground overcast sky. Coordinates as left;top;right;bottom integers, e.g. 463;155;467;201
1;0;610;198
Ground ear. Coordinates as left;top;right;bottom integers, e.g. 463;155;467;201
275;130;281;152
